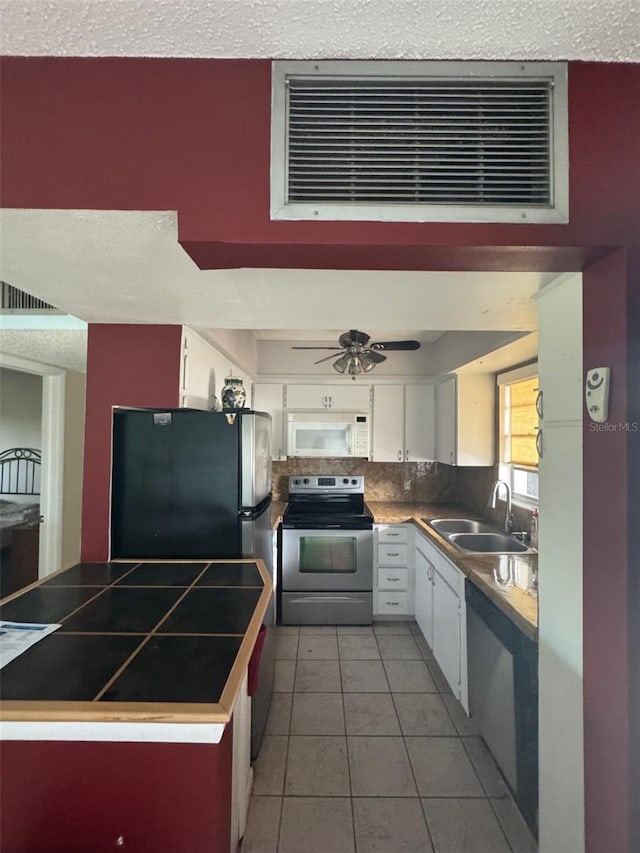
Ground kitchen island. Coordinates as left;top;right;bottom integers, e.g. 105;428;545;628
0;558;272;853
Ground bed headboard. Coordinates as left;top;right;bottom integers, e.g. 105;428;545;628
0;448;41;496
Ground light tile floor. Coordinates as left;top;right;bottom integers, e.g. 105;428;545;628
242;622;537;853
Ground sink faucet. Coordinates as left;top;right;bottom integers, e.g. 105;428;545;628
489;480;514;533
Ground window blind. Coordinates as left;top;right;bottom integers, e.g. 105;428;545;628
509;376;539;467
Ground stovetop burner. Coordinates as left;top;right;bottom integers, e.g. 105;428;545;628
283;475;373;530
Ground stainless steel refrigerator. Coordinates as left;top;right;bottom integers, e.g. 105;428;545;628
110;407;274;758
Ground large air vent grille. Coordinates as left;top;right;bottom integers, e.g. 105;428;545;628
1;282;56;311
271;61;568;223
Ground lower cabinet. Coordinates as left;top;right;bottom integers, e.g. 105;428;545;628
415;529;468;711
374;524;414;616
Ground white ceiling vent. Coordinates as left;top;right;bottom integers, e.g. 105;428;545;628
271;61;568;224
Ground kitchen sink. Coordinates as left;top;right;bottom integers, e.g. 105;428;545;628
448;532;529;553
428;518;496;535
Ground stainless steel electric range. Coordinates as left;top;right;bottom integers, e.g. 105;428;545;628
280;475;374;625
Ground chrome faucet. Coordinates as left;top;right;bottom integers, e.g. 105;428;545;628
489;479;514;533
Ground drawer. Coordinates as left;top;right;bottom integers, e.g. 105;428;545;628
378;543;408;565
376;591;410;614
378;526;409;544
378;568;409;591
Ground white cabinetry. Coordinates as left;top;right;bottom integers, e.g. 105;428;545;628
414;529;468;710
371;384;435;462
253;384;286;460
414;545;434;646
434;374;494;466
180;329;252;411
374;525;414;616
285;384;370;411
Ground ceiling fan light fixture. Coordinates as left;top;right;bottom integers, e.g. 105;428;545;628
333;353;350;373
347;355;363;375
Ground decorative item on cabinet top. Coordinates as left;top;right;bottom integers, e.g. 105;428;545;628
221;377;247;410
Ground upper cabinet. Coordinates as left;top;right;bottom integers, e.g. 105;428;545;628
371;384;435;462
435;374;494;466
180;329;252;411
285;383;370;411
252;383;286;460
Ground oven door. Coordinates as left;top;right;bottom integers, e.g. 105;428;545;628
282;528;373;592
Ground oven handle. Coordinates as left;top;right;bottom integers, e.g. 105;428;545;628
287;595;369;603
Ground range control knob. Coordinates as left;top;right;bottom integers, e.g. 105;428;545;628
343;478;349;484
303;478;310;484
351;479;357;485
294;478;301;485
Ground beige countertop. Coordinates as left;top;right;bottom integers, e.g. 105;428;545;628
367;501;538;642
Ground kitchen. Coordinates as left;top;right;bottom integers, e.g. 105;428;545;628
2;298;569;852
0;20;637;853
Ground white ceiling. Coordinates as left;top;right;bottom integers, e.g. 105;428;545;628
1;0;638;62
0;209;556;374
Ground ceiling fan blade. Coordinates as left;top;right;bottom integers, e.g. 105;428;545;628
370;340;421;351
313;352;341;365
291;346;342;350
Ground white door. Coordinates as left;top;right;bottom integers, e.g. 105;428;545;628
432;571;461;696
435;376;456;464
414;545;434;646
371;384;404;461
405;384;435;461
285;384;329;409
327;384;370;411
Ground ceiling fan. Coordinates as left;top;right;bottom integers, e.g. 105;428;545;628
292;329;421;377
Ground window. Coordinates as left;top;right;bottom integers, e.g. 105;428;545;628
498;365;539;503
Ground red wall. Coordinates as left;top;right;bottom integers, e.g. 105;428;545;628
0;724;233;853
0;59;638;268
81;324;182;561
1;56;638;851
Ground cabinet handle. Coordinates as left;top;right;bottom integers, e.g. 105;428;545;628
536;427;543;459
397;450;402;461
405;450;409;461
535;388;544;420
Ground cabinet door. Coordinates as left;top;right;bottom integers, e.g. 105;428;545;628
285;384;329;409
253;384;285;460
432;570;461;696
371;385;404;461
414;545;434;646
404;384;435;461
181;330;232;410
327;384;370;411
435;376;457;464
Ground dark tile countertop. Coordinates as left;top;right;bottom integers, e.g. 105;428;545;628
0;559;272;724
368;501;538;642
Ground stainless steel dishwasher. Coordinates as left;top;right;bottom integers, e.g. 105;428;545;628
466;580;538;837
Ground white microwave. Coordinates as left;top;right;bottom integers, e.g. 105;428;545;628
286;411;370;458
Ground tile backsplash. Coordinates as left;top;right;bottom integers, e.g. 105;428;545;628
273;459;535;532
272;458;457;503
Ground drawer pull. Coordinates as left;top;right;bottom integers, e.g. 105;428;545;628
386;533;400;537
386;552;400;557
385;601;400;606
387;577;400;582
